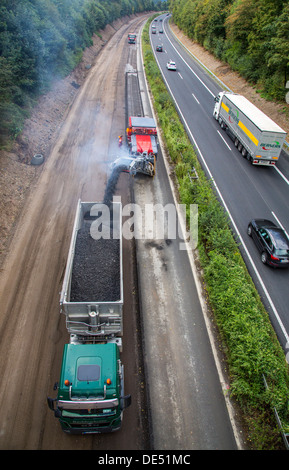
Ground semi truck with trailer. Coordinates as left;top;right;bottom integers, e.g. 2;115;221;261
213;91;287;166
47;200;131;434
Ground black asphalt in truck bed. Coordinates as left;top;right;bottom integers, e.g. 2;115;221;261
70;220;121;302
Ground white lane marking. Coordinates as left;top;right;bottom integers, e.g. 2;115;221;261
272;211;289;238
192;93;200;104
217;130;232;150
274;165;289;185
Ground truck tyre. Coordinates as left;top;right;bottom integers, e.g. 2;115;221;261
247;224;252;236
241;147;247;158
31;154;44;165
218;117;224;128
238;142;243;152
234;138;239;147
261;252;267;265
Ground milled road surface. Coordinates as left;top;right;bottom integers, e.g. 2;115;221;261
0;15;150;450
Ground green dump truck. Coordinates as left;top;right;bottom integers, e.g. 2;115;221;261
47;200;131;434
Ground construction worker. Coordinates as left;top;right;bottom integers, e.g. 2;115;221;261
118;135;123;147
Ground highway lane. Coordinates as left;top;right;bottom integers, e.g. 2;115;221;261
150;15;289;351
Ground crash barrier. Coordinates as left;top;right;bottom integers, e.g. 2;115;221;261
263;375;289;450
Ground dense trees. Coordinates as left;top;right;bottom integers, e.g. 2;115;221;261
170;0;289;102
0;0;160;144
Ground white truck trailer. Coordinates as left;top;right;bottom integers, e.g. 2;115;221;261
213;91;287;166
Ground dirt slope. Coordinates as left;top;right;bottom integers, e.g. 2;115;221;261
0;16;134;265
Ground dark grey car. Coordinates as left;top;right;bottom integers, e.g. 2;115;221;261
247;219;289;268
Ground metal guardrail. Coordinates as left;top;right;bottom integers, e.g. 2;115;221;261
263;375;289;450
187;167;198;182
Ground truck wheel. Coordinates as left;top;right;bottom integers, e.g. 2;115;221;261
241;147;247;158
261;252;267;265
247;224;252;236
238;142;243;152
234;138;239;147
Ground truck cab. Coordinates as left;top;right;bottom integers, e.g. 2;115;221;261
128;33;136;44
213;92;223;121
47;343;131;434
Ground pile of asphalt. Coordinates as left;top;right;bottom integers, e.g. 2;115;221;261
70;219;120;302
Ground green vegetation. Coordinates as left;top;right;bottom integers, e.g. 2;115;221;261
170;0;289;102
0;0;165;145
142;17;289;449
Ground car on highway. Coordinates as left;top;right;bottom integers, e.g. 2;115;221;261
156;45;163;52
166;60;176;71
159;29;163;33
247;219;289;267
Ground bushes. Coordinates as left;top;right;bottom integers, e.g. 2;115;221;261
0;0;158;146
142;18;289;449
171;0;289;102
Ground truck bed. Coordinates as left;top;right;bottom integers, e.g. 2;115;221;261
60;200;123;338
70;219;120;302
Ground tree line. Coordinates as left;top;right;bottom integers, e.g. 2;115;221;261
170;0;289;102
0;0;164;145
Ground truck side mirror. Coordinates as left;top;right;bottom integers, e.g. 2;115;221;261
121;394;131;410
47;397;55;411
